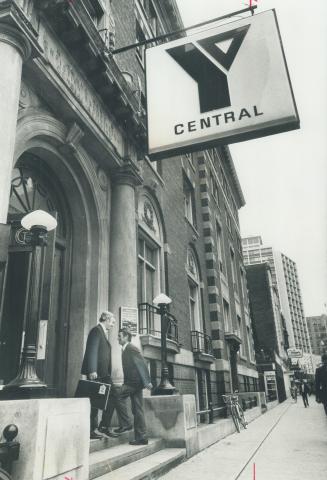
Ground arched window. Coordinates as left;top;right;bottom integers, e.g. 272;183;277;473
186;248;203;332
137;193;164;336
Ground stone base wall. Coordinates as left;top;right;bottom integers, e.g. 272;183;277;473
0;398;90;480
144;394;198;458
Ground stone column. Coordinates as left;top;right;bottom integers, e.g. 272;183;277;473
0;24;31;264
109;161;142;383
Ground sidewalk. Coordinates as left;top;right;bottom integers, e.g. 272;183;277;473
161;399;327;480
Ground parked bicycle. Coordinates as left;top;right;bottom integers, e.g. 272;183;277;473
222;393;248;433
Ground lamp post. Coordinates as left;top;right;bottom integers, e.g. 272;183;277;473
152;293;176;395
4;210;57;398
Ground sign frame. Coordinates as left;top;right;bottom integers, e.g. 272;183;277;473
145;9;300;161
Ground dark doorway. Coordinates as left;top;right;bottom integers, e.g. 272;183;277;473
0;252;30;384
0;161;70;396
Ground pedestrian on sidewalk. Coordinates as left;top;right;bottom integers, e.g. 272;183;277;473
315;353;327;416
115;328;152;445
290;383;298;402
299;380;310;407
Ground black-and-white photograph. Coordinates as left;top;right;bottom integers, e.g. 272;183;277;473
0;0;326;479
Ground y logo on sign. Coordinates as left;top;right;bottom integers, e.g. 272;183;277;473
167;25;250;113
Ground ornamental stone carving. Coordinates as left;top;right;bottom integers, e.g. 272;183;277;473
97;168;108;191
37;20;124;156
142;200;155;232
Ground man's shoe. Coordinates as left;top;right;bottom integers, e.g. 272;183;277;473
98;426;120;438
90;431;103;440
129;439;148;446
113;426;133;434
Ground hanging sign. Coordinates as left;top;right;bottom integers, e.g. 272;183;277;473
146;10;299;160
287;347;303;358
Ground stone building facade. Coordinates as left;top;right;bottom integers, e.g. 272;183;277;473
0;0;257;418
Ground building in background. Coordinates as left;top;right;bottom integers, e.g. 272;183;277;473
242;236;311;354
245;263;290;402
306;314;327;356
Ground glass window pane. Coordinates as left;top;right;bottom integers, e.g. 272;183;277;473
145;244;155;265
146;265;154;304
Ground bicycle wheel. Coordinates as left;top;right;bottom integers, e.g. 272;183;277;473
236;405;248;429
231;405;240;433
0;468;11;480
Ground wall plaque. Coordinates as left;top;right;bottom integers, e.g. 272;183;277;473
119;307;139;335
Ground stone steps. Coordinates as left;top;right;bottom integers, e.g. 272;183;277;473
92;447;186;480
90;431;133;454
89;438;164;479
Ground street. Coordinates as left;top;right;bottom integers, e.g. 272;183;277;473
161;399;327;480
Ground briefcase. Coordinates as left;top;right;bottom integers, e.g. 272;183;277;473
75;380;111;411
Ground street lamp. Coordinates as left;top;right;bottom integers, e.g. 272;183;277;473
4;210;57;398
152;293;176;395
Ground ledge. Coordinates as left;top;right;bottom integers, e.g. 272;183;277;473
193;352;215;364
225;332;242;344
140;334;180;354
225;332;242;352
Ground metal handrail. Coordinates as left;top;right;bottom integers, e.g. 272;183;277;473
138;303;178;343
191;330;213;355
196;402;227;424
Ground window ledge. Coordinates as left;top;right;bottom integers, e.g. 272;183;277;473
140;334;180;354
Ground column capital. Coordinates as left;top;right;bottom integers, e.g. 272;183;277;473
112;160;143;188
0;23;31;60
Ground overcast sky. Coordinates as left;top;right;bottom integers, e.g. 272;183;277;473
176;0;327;317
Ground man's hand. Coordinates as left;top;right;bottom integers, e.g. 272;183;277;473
145;383;153;390
88;372;98;380
316;397;321;403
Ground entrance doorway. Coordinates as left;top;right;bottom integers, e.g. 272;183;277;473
0;161;71;395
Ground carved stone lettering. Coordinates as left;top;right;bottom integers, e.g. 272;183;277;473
38;21;124;156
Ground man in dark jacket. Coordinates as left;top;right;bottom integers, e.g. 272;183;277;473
315;353;327;416
116;328;152;445
299;380;310;407
81;312;130;439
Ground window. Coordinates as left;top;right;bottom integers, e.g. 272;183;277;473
230;248;238;293
137;0;159;36
183;175;196;227
138;236;160;305
148;0;158;35
223;299;231;332
237;315;245;356
136;20;146;65
247;326;255;362
226;210;232;234
185;152;195;169
187;248;203;332
215;221;225;274
240;268;248;305
210;172;219;203
137;194;164;334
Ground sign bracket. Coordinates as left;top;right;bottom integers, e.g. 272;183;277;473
112;5;257;55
